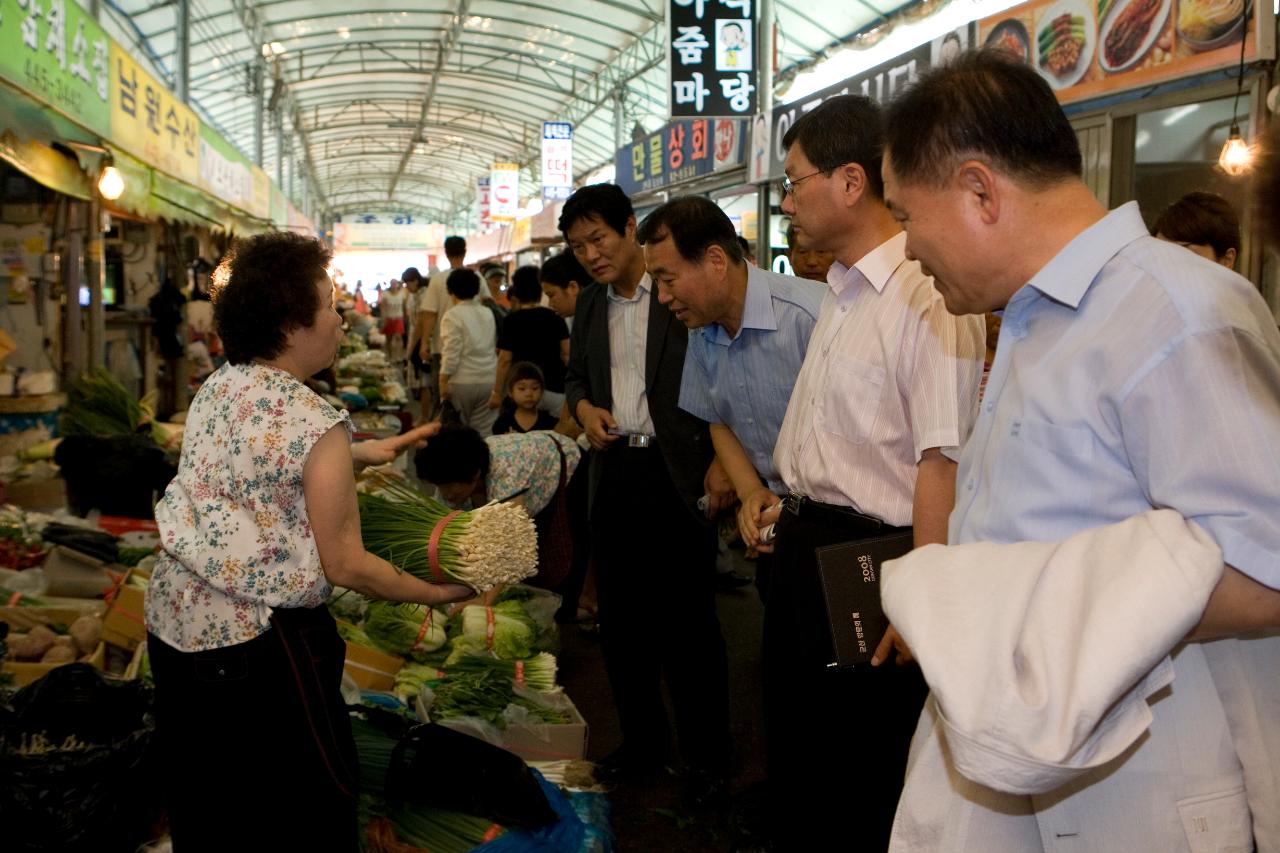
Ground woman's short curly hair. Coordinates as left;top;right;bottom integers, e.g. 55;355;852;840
211;231;333;364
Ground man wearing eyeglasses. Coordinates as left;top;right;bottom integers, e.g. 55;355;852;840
745;94;984;850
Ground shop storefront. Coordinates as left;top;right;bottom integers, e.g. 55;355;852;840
748;0;1276;299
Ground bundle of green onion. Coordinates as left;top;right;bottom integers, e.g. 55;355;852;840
446;651;559;693
61;367;167;446
445;601;537;664
364;601;449;661
358;477;537;592
428;669;569;728
352;715;505;853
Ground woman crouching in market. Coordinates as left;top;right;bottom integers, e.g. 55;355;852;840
415;425;581;599
143;231;471;853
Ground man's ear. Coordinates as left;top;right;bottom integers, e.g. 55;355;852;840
956;160;1001;226
839;162;868;208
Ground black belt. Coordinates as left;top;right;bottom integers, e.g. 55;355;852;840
612;432;659;450
782;492;895;537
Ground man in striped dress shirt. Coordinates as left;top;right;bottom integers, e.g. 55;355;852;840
753;94;985;849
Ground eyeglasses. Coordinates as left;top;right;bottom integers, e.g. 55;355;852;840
781;169;825;195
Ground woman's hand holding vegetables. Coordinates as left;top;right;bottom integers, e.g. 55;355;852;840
576;401;619;450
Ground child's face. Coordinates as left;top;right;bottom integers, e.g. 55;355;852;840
511;379;543;410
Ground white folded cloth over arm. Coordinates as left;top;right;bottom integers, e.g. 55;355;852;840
881;509;1223;795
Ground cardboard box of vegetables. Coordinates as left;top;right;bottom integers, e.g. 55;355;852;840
0;607;105;686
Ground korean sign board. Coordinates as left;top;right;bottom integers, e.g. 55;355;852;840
615;118;745;196
477;176;492;228
490;163;519;223
541;122;573;202
754;39;940;183
111;49;199;187
668;0;758;119
0;0;111;137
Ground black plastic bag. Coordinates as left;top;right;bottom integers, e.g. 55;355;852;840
0;664;158;853
355;706;557;830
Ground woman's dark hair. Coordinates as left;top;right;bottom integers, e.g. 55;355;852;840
637;196;745;265
1152;191;1241;260
885;50;1081;189
509;265;543;303
446;268;481;299
782;94;886;200
211;231;332;364
539;252;589;288
401;266;421;285
558;183;634;239
414;425;490;484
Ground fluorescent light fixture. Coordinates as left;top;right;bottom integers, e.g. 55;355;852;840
1161;104;1200;126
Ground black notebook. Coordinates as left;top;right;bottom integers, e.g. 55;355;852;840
815;531;915;668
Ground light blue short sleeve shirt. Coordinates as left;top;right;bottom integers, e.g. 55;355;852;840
953;201;1280;589
678;264;824;493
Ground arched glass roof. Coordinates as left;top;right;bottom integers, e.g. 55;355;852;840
102;0;915;223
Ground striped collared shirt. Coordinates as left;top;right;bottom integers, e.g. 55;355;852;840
773;231;984;525
606;272;656;435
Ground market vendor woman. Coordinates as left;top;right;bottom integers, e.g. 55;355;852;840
144;231;469;852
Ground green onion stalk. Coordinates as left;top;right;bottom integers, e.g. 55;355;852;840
446;651;559;694
428;669;569;728
364;601;450;660
358;476;538;593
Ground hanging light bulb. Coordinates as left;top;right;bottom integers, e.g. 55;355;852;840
97;165;125;200
1218;13;1252;176
1218;126;1253;176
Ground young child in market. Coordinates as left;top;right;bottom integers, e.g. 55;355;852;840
491;361;558;435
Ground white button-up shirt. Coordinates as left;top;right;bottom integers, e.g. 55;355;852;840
606;272;656;435
773;231;984;524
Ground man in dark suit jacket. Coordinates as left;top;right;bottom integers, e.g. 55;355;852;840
561;185;733;803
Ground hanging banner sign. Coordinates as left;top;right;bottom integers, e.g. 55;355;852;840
476;176;492;228
541;121;573;202
0;0;112;136
668;0;759;118
489;163;519;222
110;48;199;186
615;117;745;195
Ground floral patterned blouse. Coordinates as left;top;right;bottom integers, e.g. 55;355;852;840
146;363;351;652
485;431;580;517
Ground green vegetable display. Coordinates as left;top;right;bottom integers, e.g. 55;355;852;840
428;669;568;728
364;601;450;661
61;368;167;446
358;476;538;592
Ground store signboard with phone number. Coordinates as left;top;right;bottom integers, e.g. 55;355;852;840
978;0;1274;104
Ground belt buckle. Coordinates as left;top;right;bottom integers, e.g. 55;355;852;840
627;434;651;449
783;492;803;515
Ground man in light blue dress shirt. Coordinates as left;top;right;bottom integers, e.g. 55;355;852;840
637;195;824;594
882;51;1280;852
